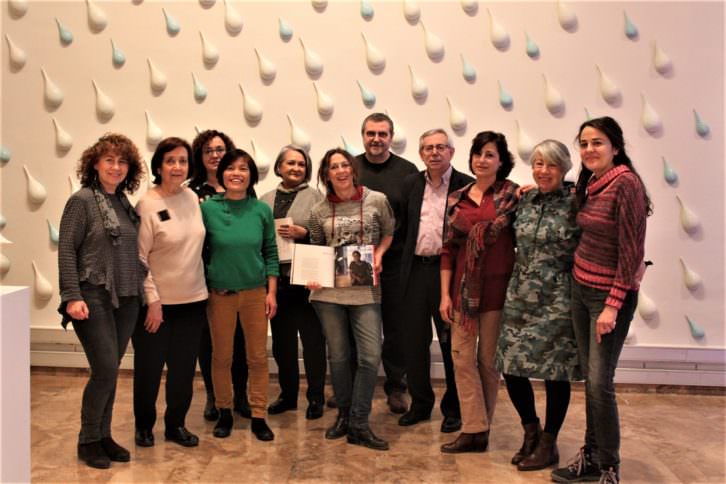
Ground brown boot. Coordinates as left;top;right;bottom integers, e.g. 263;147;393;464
517;431;559;471
440;431;489;453
511;421;542;465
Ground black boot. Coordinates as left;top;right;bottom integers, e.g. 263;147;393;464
213;408;233;438
77;441;111;469
100;437;130;462
511;421;542;465
251;418;275;441
325;408;349;440
234;393;252;419
204;393;219;422
347;427;389;451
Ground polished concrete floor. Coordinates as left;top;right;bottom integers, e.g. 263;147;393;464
31;369;725;483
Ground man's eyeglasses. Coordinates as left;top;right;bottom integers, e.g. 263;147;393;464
421;144;450;154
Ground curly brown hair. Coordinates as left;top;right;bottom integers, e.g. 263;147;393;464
76;133;145;193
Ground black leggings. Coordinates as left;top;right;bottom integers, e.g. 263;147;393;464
503;374;571;436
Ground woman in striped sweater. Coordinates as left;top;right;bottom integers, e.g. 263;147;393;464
552;117;652;484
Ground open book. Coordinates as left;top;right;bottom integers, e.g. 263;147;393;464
290;244;377;288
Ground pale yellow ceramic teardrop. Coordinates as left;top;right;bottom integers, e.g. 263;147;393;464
299;37;323;77
313;82;334;117
640;93;662;134
52;117;73;152
0;253;10;276
250;139;270;177
200;31;220;66
675;195;700;233
23;164;48;204
653;41;673;75
557;0;578;31
8;0;28;18
69;175;80;194
41;67;64;109
286;115;311;152
447;97;467;132
361;33;385;72
515;120;535;162
224;0;243;35
147;58;167;93
596;65;621;105
5;34;27;69
637;290;657;320
86;0;108;32
145;111;163;145
487;9;510;50
239;84;263;123
92;80;115;120
420;21;444;61
679;257;702;290
32;261;54;301
403;0;420;23
543;74;565;115
408;65;428;102
255;48;277;83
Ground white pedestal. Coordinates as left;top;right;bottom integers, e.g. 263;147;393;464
0;286;31;483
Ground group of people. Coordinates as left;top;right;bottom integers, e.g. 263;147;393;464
58;113;649;484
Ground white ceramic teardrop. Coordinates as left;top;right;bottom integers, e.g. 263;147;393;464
421;21;445;61
640;93;662;135
403;0;421;23
0;253;9;276
250;139;270;176
409;65;428;102
675;195;700;233
41;67;64;109
299;37;323;77
8;0;28;18
286;115;311;152
32;261;54;301
447;97;467;132
679;257;702;290
200;31;220;66
362;33;386;72
557;0;577;31
461;0;478;15
255;49;277;83
239;85;263;123
543;74;565;115
147;58;167;94
92;80;115;120
637;290;657;320
199;0;215;7
5;34;27;70
69;175;80;194
313;82;334;117
86;0;108;32
487;9;510;50
192;73;207;102
52;118;73;152
387;110;407;152
145;111;163;145
224;0;243;35
515;120;535;162
596;65;621;105
653;41;673;75
0;233;12;244
23;165;47;204
311;0;327;11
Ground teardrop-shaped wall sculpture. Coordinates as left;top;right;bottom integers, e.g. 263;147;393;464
0;233;12;244
239;84;263;124
163;8;180;36
86;0;108;33
250;139;270;176
515;120;535;162
286;115;311;152
675;195;700;233
0;146;10;164
224;0;243;35
584;107;592;120
299;37;323;78
498;80;513;109
637;290;657;320
8;0;28;18
0;213;5;230
278;17;293;42
92;80;115;120
23;165;47;205
192;73;207;102
145;110;163;146
596;65;621;105
56;18;74;45
52;117;73;152
693;110;710;137
387;109;407;152
403;0;421;24
200;31;219;67
409;65;428;102
255;48;277;83
147;58;167;94
625;325;635;345
41;67;64;110
199;0;216;8
623;11;638;40
362;33;386;73
340;136;362;156
543;74;565;115
487;9;510;51
360;0;374;20
653;41;673;75
32;261;54;301
110;39;126;67
686;316;705;339
313;81;334;117
447;97;467;133
557;0;578;31
525;32;540;59
640;93;662;135
420;21;445;61
662;157;678;185
679;257;702;290
311;0;327;12
461;0;478;15
0;253;9;276
69;175;80;194
5;34;27;70
47;219;60;246
461;54;476;83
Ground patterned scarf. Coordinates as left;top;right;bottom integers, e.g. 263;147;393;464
276;181;309;194
90;180;140;246
443;179;519;333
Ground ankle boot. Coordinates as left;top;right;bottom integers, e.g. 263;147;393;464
251;418;275;441
204;393;219;421
325;408;349;440
518;431;559;471
440;431;489;453
511;421;542;465
77;441;111;469
213;408;233;438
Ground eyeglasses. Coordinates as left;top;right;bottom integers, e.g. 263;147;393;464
421;144;450;154
203;147;226;156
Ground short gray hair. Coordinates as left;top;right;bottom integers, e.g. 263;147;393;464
273;145;313;182
419;128;453;150
529;139;572;175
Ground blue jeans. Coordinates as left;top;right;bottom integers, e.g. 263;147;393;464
312;302;382;429
571;280;637;470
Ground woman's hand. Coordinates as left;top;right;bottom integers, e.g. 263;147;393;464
439;294;455;325
305;281;322;291
144;301;163;333
67;300;89;320
595;305;619;343
265;292;277;319
277;223;307;240
516;184;537;197
373;252;383;274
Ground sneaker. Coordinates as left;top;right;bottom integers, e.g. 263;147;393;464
598;467;619;484
551;447;600;482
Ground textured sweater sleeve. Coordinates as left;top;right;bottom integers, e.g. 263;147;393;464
136;198;160;304
260;203;280;277
308;203;327;245
58;194;88;303
606;174;647;309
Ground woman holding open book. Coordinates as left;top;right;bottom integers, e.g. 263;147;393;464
260;145;327;421
307;148;395;451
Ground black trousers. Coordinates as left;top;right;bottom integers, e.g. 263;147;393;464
199;312;248;402
133;300;205;430
402;256;460;417
270;279;326;403
380;251;407;394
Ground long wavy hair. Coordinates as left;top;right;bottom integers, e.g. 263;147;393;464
77;133;145;193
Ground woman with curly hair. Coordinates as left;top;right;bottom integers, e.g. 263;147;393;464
58;133;146;469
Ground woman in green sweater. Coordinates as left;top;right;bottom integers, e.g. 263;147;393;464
201;149;279;441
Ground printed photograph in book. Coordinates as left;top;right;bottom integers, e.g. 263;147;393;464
335;245;376;288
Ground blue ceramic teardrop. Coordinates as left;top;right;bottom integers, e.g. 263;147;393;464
279;18;293;42
584;107;592;120
56;18;73;45
498;81;512;109
47;219;60;245
525;33;540;58
340;136;362;156
686;316;705;339
111;39;126;67
360;0;374;20
163;8;181;36
461;55;476;83
0;145;10;164
357;81;376;108
623;11;638;40
694;110;710;137
662;157;678;185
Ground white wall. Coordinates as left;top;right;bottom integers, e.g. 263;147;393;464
1;2;724;354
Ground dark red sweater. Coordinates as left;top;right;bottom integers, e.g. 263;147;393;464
573;165;647;309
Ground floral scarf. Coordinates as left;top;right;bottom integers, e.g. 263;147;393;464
90;180;139;245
